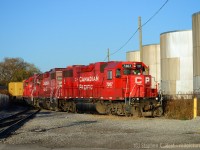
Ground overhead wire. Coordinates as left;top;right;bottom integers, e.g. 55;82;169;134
104;0;169;61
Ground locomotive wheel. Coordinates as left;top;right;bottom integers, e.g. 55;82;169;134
96;102;107;114
69;102;76;113
45;100;51;110
60;101;70;112
116;103;125;116
152;106;163;117
34;99;40;108
116;108;124;116
105;105;112;115
125;105;132;117
62;103;68;112
137;106;143;117
51;99;60;111
60;101;76;112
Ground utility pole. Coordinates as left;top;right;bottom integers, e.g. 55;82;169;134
107;48;110;62
138;16;143;62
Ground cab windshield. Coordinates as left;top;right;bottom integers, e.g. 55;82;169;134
123;69;141;75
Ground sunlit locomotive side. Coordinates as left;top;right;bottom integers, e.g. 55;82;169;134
60;61;162;116
23;74;39;104
22;61;163;116
35;68;64;110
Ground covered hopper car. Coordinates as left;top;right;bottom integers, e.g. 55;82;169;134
11;61;163;116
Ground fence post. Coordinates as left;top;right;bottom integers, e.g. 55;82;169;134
194;97;197;119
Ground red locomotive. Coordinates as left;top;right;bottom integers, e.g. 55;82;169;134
22;61;163;116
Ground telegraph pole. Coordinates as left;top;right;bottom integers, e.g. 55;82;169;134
138;16;143;62
107;48;110;62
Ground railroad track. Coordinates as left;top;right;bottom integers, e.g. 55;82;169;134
0;108;40;139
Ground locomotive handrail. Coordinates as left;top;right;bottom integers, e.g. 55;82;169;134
50;86;61;102
55;86;61;99
129;84;137;104
30;74;40;102
50;87;54;102
125;76;129;105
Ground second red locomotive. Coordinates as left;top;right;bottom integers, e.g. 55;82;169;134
23;61;163;116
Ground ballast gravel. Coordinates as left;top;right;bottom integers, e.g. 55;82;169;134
0;110;200;150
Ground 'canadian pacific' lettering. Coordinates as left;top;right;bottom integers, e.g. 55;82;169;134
79;84;93;90
79;76;99;82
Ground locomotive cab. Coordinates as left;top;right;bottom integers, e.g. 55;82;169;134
103;61;157;100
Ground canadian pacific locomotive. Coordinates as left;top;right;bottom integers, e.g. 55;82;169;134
22;61;163;116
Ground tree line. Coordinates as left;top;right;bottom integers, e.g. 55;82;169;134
0;57;41;87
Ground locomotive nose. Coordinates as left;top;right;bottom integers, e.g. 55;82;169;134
128;75;152;98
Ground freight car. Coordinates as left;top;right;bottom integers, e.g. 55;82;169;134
8;82;23;98
11;61;163;117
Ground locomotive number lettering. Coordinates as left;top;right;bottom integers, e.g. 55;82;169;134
122;64;132;68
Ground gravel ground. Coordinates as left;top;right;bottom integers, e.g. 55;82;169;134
0;110;200;150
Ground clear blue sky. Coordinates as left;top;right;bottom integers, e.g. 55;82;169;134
0;0;199;72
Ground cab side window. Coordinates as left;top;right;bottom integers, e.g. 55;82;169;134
116;69;121;78
133;69;140;75
123;69;131;75
107;70;112;80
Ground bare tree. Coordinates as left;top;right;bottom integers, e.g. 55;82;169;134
0;57;41;86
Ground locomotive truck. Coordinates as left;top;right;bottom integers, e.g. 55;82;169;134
10;61;163;117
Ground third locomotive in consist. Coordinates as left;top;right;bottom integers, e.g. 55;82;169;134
22;61;163;116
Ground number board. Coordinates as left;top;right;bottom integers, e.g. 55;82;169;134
136;64;142;69
122;64;132;68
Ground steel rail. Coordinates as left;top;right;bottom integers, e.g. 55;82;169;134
0;108;30;122
0;109;40;139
